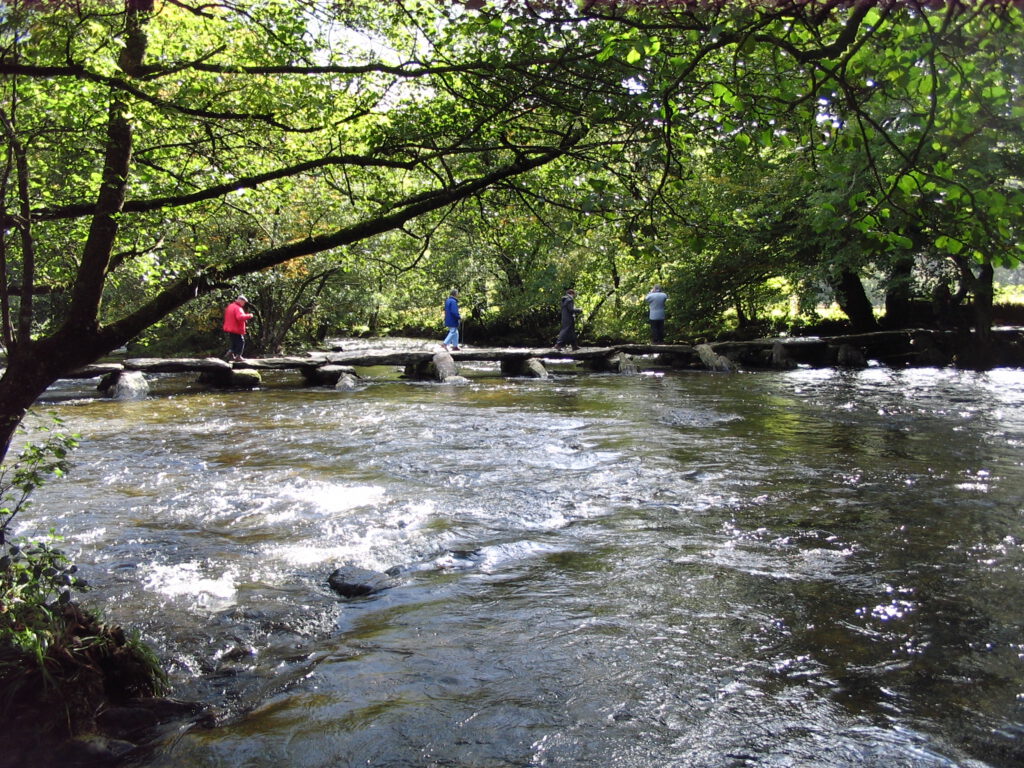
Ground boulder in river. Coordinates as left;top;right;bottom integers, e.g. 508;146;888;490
695;343;734;372
229;368;262;388
335;372;362;391
303;363;358;386
100;370;149;400
430;349;459;381
524;357;550;378
834;343;867;368
608;351;638;374
327;565;396;598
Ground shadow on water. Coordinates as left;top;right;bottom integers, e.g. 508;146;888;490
17;366;1024;767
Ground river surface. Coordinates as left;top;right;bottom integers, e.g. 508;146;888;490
15;353;1024;768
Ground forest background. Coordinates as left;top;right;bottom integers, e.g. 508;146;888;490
0;0;1022;460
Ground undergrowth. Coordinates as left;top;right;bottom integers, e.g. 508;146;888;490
1;416;168;747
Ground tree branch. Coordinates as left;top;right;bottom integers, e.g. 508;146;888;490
26;154;421;224
0;105;37;347
98;126;588;348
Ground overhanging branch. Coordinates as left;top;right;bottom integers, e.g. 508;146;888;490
25;153;422;224
98;125;587;347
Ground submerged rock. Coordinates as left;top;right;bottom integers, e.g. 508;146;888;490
49;734;138;767
327;565;396;598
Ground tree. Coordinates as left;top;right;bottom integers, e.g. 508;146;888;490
3;0;1017;463
775;1;1024;353
607;0;1023;344
0;0;605;458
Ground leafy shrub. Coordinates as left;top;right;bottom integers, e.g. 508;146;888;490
1;417;168;745
1;419;82;643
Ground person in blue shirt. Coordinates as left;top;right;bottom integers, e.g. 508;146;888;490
645;285;668;343
442;289;461;351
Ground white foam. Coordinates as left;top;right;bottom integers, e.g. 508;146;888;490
280;482;387;513
143;561;238;610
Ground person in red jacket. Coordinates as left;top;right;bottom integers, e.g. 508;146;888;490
223;295;254;361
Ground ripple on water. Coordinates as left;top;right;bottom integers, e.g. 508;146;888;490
18;368;1024;768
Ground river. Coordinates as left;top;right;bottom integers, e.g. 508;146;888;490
16;355;1024;767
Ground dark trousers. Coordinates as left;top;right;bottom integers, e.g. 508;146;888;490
649;319;665;344
227;333;245;358
556;323;576;347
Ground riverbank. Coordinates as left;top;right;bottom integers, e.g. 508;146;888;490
0;601;197;768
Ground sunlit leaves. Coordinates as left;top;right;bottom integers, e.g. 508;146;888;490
936;235;964;255
2;0;1021;360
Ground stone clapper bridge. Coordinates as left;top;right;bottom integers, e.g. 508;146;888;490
57;327;1018;399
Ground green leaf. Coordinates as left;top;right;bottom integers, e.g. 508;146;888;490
937;236;964;255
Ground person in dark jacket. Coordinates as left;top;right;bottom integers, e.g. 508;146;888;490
441;289;461;351
554;288;582;351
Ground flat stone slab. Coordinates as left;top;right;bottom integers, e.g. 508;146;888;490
323;345;695;365
450;344;697;362
68;345;699;378
59;330;1019;384
124;357;231;373
233;354;329;370
325;349;436;366
65;363;125;378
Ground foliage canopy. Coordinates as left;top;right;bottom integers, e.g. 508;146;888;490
0;0;1021;457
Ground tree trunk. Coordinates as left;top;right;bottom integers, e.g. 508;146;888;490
0;335;100;456
969;262;995;370
882;255;915;329
0;377;45;460
733;294;749;327
834;268;878;332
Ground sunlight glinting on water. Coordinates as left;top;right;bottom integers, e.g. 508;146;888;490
18;366;1024;768
143;561;239;610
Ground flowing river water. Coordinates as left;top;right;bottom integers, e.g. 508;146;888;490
15;352;1024;768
